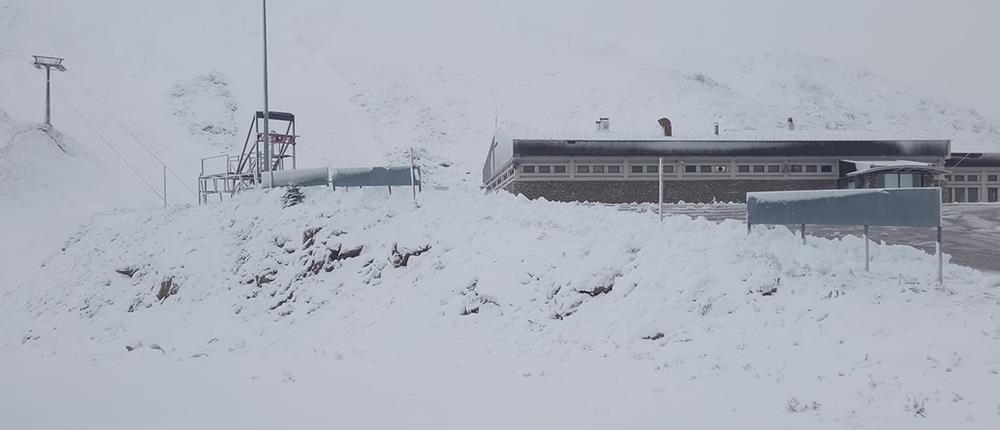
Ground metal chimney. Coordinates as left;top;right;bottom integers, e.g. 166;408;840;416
787;117;795;131
657;117;672;137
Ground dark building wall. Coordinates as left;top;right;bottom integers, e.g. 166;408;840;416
503;179;837;203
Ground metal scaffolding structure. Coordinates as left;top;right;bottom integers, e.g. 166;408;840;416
197;111;298;203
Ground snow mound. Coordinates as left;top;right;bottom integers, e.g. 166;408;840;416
3;187;1000;425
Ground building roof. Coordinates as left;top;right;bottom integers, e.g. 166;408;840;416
511;139;951;158
841;160;948;178
946;152;1000;168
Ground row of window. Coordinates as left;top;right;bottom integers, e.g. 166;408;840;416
521;164;834;175
945;174;1000;182
945;187;1000;203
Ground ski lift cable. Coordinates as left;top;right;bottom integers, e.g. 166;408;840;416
0;50;30;64
66;70;197;196
52;85;165;202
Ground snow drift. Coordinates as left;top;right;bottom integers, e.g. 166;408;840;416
3;188;999;427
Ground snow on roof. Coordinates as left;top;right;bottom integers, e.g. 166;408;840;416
511;138;950;158
842;159;948;177
748;188;888;203
491;127;950;159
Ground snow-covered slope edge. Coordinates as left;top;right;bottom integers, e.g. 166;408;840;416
3;188;999;426
0;108;140;291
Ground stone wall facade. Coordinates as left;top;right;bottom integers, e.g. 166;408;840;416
503;179;837;203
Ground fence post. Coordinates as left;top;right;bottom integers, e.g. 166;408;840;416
863;225;870;272
658;157;664;222
937;226;943;283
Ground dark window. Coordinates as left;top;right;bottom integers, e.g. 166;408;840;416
988;175;998;182
955;188;966;202
631;165;644;174
945;175;952;181
968;175;979;182
577;165;590;174
699;165;712;173
663;165;674;173
538;165;551;174
553;165;566;174
789;165;803;173
738;165;750;173
805;165;818;173
954;175;965;182
646;165;658;173
820;165;833;173
685;165;697;173
988;188;999;202
593;165;606;174
969;188;980;202
607;165;621;174
523;165;535;174
753;165;765;173
767;165;781;173
943;188;953;203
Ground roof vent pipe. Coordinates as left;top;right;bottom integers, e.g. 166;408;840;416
714;122;719;136
595;117;610;132
657;117;672;137
787;117;795;131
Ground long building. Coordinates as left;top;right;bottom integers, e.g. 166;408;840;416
483;121;1000;204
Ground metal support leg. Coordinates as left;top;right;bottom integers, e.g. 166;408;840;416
747;223;751;235
937;226;943;284
863;225;870;272
801;224;806;245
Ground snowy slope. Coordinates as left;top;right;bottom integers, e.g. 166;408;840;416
0;108;145;290
2;188;999;428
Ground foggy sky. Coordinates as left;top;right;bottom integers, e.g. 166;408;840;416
585;0;1000;122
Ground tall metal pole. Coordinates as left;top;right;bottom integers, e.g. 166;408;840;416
44;67;51;126
162;164;167;207
262;0;272;187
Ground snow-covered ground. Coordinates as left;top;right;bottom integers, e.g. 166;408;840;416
2;188;999;428
3;0;1000;428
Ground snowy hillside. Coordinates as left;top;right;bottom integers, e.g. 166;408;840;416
0;108;144;289
2;188;1000;428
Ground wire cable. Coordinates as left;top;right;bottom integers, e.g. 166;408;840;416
0;50;30;64
52;85;164;201
66;70;197;196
